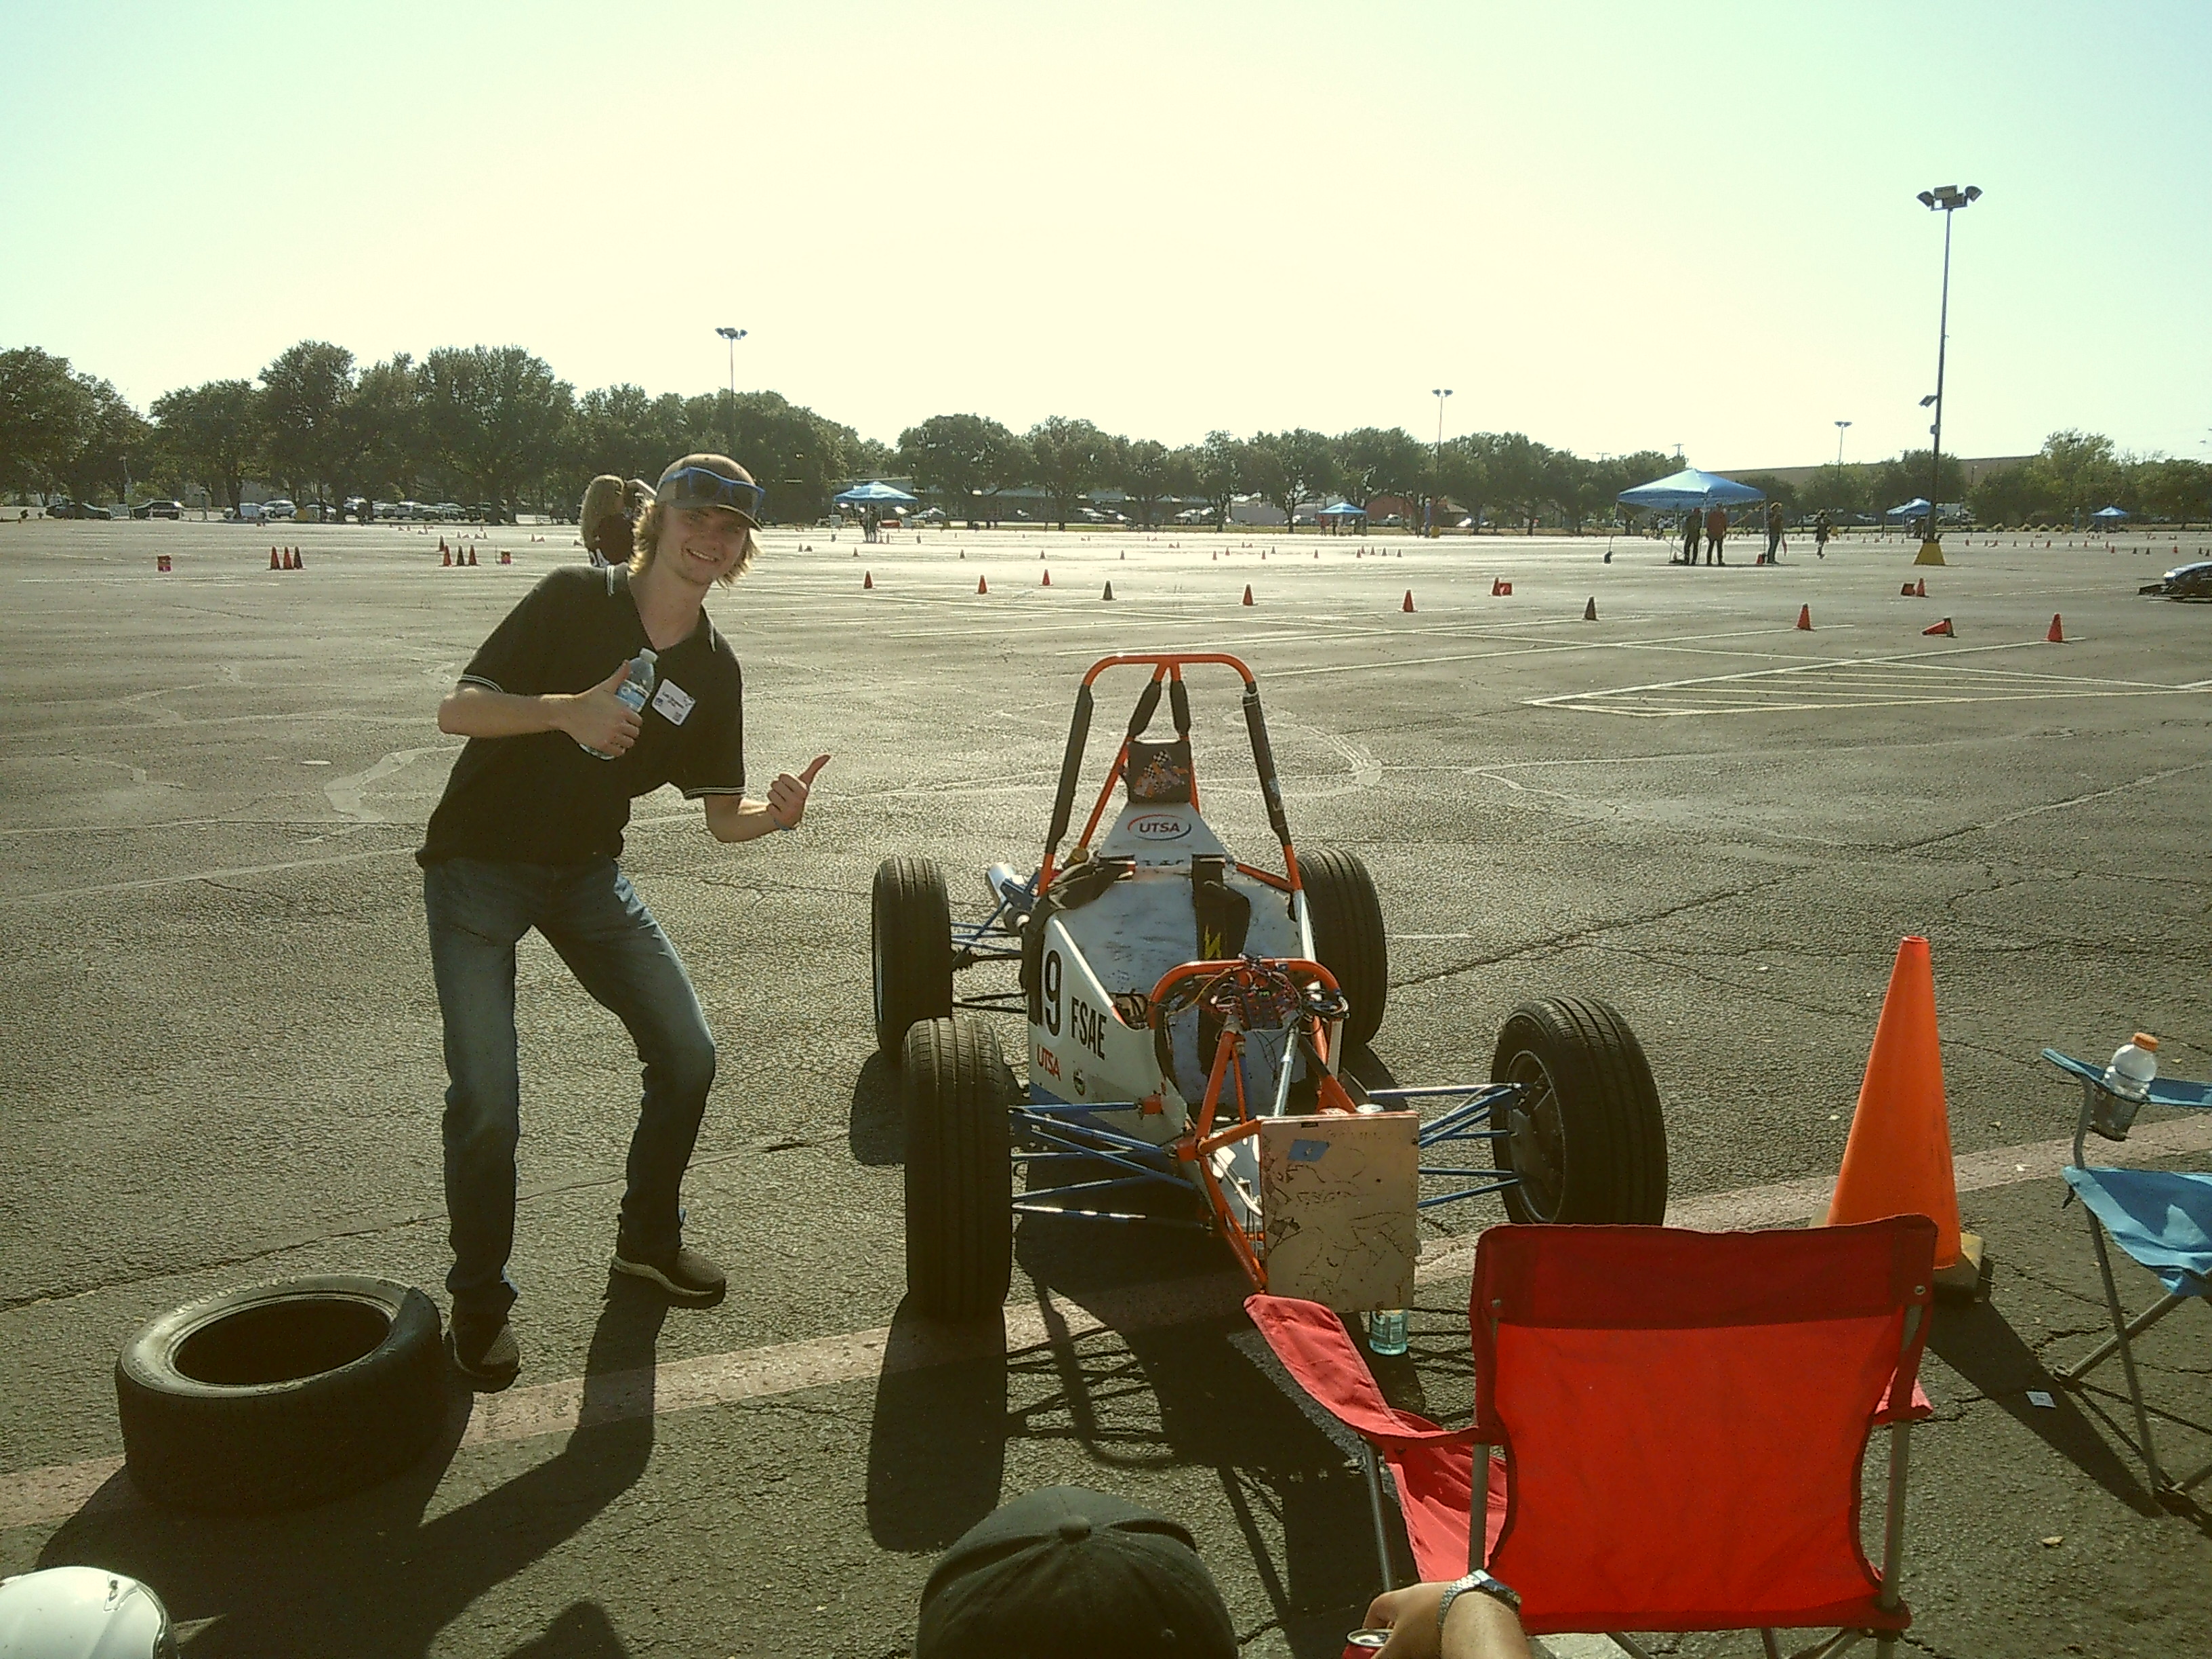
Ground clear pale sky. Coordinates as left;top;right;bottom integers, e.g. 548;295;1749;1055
5;0;2206;470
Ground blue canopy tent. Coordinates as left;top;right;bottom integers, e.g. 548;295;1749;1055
2091;505;2130;521
834;480;918;506
1316;501;1368;517
1886;497;1932;523
1616;468;1765;511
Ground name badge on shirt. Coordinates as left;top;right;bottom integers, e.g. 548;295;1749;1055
651;680;696;726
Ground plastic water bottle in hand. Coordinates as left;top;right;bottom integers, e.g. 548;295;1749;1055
580;648;657;760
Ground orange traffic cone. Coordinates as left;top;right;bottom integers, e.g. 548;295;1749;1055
467;547;478;567
499;550;511;564
270;547;283;570
293;548;304;569
1042;569;1051;586
1101;581;1115;600
438;537;449;556
1583;596;1598;621
1401;590;1416;613
1899;581;1916;596
442;548;453;567
1497;581;1512;596
977;575;989;594
863;571;874;589
1796;605;1812;630
1923;617;1954;636
1824;936;1978;1293
1241;584;1254;605
2046;613;2064;642
1914;577;1927;598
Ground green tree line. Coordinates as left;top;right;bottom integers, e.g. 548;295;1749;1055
5;342;2205;529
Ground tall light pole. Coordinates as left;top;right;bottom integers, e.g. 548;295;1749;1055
1914;184;1979;560
1834;419;1852;467
1429;387;1452;537
715;326;747;454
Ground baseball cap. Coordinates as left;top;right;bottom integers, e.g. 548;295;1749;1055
654;454;764;528
916;1487;1237;1659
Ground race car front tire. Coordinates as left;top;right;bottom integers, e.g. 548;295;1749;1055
902;1015;1015;1318
873;855;954;1063
1301;847;1389;1049
1489;996;1668;1225
115;1275;447;1512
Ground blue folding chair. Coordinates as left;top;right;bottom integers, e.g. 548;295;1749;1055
2041;1048;2212;1496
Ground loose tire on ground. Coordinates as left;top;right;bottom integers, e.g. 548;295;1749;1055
903;1015;1015;1318
873;855;954;1063
1489;996;1668;1225
1301;847;1389;1049
115;1275;446;1513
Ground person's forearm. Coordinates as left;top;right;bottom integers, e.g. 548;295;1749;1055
438;686;579;740
705;797;785;843
1443;1591;1532;1659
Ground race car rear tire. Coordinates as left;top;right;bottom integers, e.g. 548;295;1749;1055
874;856;954;1063
115;1275;447;1513
1301;848;1389;1049
902;1015;1015;1318
1489;996;1667;1225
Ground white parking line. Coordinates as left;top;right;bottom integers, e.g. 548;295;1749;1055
7;1113;2207;1532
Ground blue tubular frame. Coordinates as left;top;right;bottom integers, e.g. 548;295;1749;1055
951;880;1031;1015
1375;1082;1526;1210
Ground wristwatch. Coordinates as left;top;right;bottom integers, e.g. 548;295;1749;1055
1437;1570;1522;1631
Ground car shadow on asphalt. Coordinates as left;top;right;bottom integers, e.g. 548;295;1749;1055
39;1279;672;1657
846;1053;903;1168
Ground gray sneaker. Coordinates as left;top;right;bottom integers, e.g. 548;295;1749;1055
611;1242;726;1305
447;1319;521;1391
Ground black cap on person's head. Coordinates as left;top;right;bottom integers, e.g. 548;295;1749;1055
916;1486;1237;1659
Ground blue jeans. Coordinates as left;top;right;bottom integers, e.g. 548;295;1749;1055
424;857;716;1329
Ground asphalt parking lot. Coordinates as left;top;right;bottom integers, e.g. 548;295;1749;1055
1;515;2208;1657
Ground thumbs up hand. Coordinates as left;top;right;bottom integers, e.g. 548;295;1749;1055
768;754;831;830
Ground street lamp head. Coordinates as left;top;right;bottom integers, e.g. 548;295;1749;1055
1919;394;1938;407
1920;184;1982;211
1433;388;1452;398
716;327;747;342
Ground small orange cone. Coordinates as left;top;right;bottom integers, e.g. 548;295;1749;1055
863;571;873;589
1914;577;1927;598
1583;596;1598;621
1497;581;1511;596
1824;937;1976;1291
499;550;511;564
1900;581;1917;596
2046;613;2064;643
438;537;449;556
977;575;989;594
1101;581;1115;600
1923;617;1953;636
1241;584;1254;605
1042;569;1051;586
1401;590;1416;613
271;547;283;570
157;554;172;573
466;547;477;567
293;548;305;569
1796;605;1812;630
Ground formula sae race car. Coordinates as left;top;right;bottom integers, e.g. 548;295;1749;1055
872;653;1667;1324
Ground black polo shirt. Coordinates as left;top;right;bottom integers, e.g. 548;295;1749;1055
418;566;745;866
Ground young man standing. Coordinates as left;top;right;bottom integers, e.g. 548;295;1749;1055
418;454;827;1389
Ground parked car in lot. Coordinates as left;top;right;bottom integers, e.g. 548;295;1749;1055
131;499;185;519
47;500;112;519
263;498;298;521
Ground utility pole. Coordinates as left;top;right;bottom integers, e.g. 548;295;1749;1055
716;326;747;455
1914;185;1980;563
1429;388;1452;537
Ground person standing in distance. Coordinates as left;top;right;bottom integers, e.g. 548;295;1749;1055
418;454;829;1389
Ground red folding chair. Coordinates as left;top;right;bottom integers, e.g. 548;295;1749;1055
1250;1216;1936;1659
1473;1218;1936;1658
1244;1293;1508;1588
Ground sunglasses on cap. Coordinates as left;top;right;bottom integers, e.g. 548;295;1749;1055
656;466;766;520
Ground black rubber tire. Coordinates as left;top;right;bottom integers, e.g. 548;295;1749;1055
1302;847;1389;1048
903;1015;1015;1318
873;855;954;1063
1489;996;1668;1225
115;1275;446;1513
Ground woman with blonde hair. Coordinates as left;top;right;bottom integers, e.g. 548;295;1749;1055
580;474;653;568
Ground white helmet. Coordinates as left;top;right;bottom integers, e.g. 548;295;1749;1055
0;1568;176;1658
